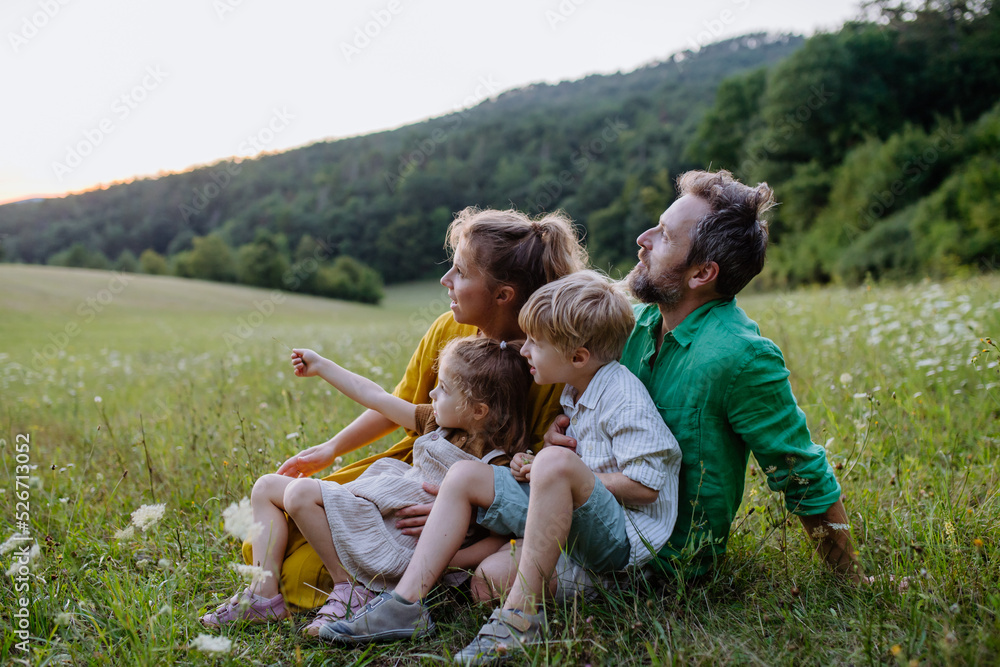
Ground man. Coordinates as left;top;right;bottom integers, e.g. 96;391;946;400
472;169;860;602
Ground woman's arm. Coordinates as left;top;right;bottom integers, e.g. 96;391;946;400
292;349;417;431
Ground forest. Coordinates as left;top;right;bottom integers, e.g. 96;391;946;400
1;1;998;303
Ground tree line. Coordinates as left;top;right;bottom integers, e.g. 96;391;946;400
2;1;997;300
0;33;801;303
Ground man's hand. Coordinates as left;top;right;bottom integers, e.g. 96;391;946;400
395;482;439;536
798;498;863;583
276;441;334;478
511;452;534;482
543;415;576;451
291;349;325;377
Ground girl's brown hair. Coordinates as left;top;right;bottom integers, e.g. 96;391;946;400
437;336;533;457
446;207;589;311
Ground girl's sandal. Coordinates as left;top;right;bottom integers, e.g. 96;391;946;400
302;582;379;637
200;588;289;628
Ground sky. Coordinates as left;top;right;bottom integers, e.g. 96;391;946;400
1;0;862;205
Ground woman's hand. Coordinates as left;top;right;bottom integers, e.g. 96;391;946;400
291;349;325;377
511;451;534;482
543;414;576;451
395;482;439;536
276;441;335;478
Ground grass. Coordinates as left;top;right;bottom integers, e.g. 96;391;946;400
1;264;998;665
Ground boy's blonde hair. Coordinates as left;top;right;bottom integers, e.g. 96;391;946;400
518;270;635;364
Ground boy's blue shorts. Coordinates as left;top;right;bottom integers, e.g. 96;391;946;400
477;465;630;573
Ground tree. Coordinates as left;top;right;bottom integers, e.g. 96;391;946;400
316;256;384;304
139;249;169;275
48;243;109;269
114;249;139;273
188;234;236;282
236;231;290;289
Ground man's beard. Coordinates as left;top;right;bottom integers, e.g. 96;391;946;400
627;261;685;309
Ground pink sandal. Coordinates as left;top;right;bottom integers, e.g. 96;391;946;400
302;582;379;637
200;588;289;628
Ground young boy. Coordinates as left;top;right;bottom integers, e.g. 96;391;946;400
321;270;682;664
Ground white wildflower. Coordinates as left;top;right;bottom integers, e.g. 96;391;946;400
6;543;41;575
130;503;166;532
764;465;777;474
0;533;28;555
190;634;232;654
59;497;69;504
839;373;852;385
55;612;74;625
94;396;102;403
852;392;868;399
285;431;299;440
157;558;172;570
114;525;135;541
222;498;263;541
230;562;272;588
827;523;850;531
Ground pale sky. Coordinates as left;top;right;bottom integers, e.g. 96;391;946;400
1;0;861;204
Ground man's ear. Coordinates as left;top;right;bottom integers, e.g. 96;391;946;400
570;346;591;368
495;285;516;306
471;402;490;422
688;261;719;291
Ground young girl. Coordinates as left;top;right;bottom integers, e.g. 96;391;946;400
201;336;532;636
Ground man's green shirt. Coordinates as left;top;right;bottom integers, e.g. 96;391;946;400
620;299;841;577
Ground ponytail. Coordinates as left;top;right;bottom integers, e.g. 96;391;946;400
447;207;588;311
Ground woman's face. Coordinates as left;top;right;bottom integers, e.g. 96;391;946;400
440;241;496;327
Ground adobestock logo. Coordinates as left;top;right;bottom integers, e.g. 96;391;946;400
8;0;72;53
340;0;404;63
50;65;169;182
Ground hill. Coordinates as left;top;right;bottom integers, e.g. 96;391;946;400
0;34;803;291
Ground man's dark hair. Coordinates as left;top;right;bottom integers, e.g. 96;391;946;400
678;169;775;297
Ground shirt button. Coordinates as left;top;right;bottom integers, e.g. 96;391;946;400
571;417;578;425
430;433;439;440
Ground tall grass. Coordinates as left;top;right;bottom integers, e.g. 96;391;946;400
1;266;998;665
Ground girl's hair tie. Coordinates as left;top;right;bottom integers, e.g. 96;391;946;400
499;340;507;350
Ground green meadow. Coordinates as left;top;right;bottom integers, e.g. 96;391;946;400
1;264;998;666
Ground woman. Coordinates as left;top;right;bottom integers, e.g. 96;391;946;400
241;206;588;613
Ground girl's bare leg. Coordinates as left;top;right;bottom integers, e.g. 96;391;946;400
283;478;351;583
249;473;297;598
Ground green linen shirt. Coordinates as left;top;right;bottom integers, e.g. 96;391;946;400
620;299;842;577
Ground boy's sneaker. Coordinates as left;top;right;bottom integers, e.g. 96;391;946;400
453;607;545;666
319;591;435;644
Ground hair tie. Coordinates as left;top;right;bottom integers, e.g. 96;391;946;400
499;340;507;350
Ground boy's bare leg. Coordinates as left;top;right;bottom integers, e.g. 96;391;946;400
394;460;497;602
249;473;298;598
283;478;351;582
502;447;595;615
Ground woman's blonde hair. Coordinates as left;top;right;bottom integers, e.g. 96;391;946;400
437;336;533;457
447;207;589;310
